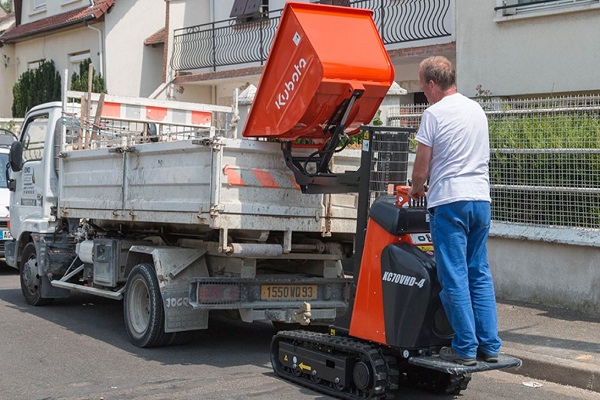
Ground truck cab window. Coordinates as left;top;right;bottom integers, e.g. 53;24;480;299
21;115;49;162
0;152;8;186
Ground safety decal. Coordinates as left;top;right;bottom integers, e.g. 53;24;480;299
223;165;300;190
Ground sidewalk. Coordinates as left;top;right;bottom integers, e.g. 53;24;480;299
497;300;600;393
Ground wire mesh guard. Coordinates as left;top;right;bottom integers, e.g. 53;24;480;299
387;95;600;230
365;127;411;205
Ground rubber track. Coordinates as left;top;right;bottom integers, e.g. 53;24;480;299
271;330;398;400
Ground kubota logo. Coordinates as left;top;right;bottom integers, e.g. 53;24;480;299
274;58;307;110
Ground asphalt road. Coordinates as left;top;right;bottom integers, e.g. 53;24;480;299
0;265;598;400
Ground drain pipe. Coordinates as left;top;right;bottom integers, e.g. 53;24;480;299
86;23;104;79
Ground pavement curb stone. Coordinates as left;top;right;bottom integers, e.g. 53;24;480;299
497;301;600;394
502;346;599;393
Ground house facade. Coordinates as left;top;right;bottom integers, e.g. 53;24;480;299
0;0;165;117
2;0;598;117
456;0;600;97
164;0;456;108
164;0;600;107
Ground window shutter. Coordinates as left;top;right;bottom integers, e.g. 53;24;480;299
230;0;248;18
230;0;264;19
243;0;262;15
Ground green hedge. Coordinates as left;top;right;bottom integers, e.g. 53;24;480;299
12;60;61;118
12;58;106;118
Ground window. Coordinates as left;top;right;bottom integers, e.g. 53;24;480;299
69;51;92;76
0;153;8;187
21;115;49;162
498;0;599;16
32;0;46;11
27;60;44;70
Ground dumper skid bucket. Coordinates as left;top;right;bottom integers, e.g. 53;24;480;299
242;2;394;194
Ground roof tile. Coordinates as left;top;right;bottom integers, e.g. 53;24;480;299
0;0;114;43
144;27;166;46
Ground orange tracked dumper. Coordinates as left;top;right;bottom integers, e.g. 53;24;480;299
243;2;521;399
243;1;394;194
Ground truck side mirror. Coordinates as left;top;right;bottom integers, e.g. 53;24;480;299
9;141;23;172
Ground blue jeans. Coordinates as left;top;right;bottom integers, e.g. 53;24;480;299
429;201;502;358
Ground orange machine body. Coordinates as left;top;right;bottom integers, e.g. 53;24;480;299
349;218;398;344
242;2;394;140
348;192;447;349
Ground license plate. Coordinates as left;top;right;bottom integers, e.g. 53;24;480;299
1;230;11;240
260;285;317;300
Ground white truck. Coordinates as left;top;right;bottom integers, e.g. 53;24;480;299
5;90;360;347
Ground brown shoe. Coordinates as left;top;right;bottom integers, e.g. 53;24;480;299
439;347;477;366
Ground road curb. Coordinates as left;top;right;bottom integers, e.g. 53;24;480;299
502;346;599;393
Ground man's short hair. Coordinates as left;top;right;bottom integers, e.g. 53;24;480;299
419;56;456;91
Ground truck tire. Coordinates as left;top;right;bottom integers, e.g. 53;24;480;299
124;263;169;348
20;243;53;306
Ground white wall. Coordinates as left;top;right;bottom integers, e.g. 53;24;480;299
489;237;600;317
2;0;165;115
456;0;600;97
12;26;101;84
0;44;15;117
169;0;211;34
20;0;89;25
175;84;212;104
104;0;164;97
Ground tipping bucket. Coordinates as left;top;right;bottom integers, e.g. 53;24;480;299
242;2;394;141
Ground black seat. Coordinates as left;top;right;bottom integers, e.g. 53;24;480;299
369;197;430;235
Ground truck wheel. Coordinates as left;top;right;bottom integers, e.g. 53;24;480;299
124;263;168;348
20;243;53;306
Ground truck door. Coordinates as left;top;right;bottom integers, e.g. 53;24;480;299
9;111;54;238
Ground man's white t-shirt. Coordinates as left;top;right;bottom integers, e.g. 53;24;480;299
415;92;491;208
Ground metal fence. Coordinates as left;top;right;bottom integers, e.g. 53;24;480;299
387;95;600;230
170;0;451;72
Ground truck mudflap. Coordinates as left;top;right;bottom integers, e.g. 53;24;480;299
189;277;352;322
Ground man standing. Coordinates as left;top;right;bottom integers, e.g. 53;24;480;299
408;56;502;366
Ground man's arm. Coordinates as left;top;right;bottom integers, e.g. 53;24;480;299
409;142;432;198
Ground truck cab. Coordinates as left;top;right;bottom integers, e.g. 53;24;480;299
5;103;62;269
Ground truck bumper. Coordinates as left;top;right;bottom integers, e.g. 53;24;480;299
4;240;16;267
189;277;351;323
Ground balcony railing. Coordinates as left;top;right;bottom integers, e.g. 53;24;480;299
171;0;452;73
